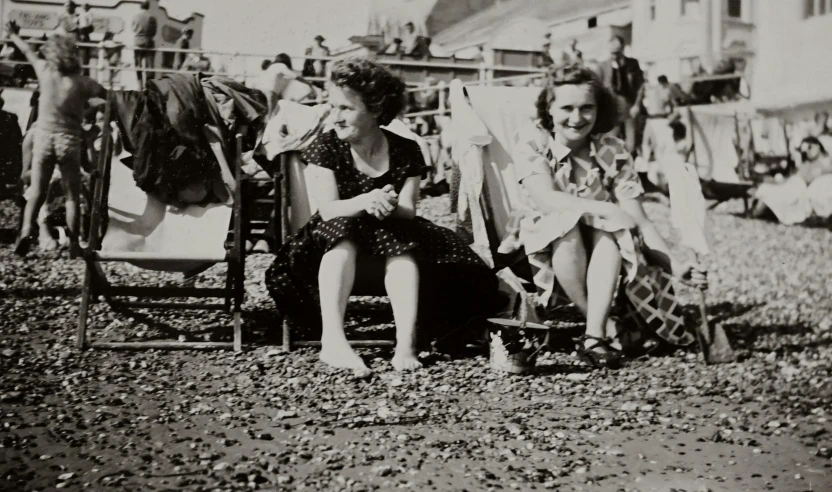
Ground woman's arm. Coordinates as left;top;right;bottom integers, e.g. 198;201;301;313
618;197;674;271
523;173;631;222
5;22;42;76
620;196;708;288
308;165;368;220
388;176;419;220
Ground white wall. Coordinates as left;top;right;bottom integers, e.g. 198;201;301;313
753;2;832;112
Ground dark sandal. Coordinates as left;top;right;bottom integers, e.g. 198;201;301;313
14;234;36;257
575;334;624;370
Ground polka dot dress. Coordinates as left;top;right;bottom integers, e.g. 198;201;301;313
265;129;504;335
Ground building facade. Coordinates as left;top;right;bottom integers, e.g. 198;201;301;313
752;0;832;117
432;0;630;67
0;0;203;71
630;0;754;82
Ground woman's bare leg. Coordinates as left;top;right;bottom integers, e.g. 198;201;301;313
318;240;369;374
59;158;83;258
549;225;590;319
385;252;422;371
585;230;622;345
17;142;55;255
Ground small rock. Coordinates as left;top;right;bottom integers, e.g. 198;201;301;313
57;473;75;481
1;392;22;403
767;421;781;428
372;465;393;477
566;373;590;382
276;410;297;420
620;402;639;412
213;462;230;472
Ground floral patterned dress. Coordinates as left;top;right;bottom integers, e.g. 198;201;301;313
508;122;694;346
266;129;504;336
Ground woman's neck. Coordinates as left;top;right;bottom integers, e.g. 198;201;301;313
553;131;589;153
352;127;387;161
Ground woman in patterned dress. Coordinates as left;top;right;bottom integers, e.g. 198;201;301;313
511;65;707;369
266;58;502;375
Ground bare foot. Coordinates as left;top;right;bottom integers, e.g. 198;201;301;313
38;227;58;252
320;339;371;375
391;349;422;371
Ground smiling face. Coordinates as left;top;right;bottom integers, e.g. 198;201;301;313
549;83;598;145
328;84;379;143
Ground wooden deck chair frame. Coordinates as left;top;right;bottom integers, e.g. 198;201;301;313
76;91;246;352
275;153;395;352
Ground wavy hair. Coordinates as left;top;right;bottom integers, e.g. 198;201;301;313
329;57;405;126
535;63;620;136
42;33;81;75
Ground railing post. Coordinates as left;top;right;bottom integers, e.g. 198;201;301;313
438;81;447;112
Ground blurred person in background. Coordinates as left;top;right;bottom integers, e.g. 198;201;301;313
308;34;329;79
58;1;80;40
131;0;157;86
77;3;94;75
174;28;194;70
596;35;644;156
96;32;123;86
382;38;404;56
560;38;583;65
0;93;23;199
409;36;432;59
752;136;832;224
401;22;417;54
181;52;211;73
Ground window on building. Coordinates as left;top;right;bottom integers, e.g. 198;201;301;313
727;0;742;18
681;0;700;17
805;0;832;18
588;16;597;28
649;0;657;20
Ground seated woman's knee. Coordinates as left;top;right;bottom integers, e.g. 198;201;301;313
323;239;359;260
553;224;584;250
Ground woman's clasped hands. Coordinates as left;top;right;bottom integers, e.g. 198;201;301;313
363;184;398;220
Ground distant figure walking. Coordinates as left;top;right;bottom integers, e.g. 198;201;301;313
131;0;157;86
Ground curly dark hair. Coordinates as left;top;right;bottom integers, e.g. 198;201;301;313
329;58;406;126
535;64;620;136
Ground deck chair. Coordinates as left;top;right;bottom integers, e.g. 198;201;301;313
683;105;755;214
76;92;246;351
747;116;792;178
275;117;433;352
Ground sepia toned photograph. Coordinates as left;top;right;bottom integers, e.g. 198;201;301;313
0;0;830;490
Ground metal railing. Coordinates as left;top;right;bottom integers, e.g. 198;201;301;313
0;38;750;118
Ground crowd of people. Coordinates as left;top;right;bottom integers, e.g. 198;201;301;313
2;7;830;377
0;8;715;375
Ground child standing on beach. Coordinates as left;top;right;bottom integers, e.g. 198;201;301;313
7;20;105;257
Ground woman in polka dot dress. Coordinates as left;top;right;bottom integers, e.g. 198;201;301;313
266;58;503;375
